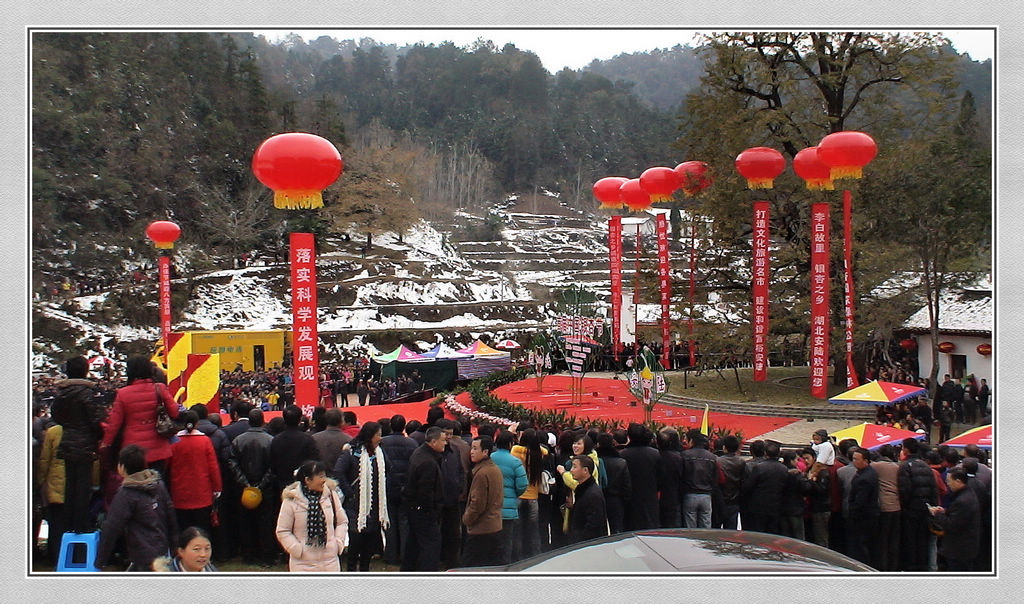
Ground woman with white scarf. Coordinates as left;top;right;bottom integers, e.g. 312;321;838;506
333;421;389;572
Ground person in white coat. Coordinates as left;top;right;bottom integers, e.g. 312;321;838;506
276;460;348;572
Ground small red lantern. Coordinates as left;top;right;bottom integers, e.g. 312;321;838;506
976;343;992;356
735;147;786;189
792;147;835;191
938;341;956;353
593;176;628;209
619;178;653;211
817;131;877;180
899;338;917;352
639;166;683;202
674;161;713;196
146;221;181;250
252;132;343;210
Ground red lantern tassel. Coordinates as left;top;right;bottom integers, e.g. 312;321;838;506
274;190;325;210
745;178;775;189
805;178;835;191
828;165;863;180
154;242;174;249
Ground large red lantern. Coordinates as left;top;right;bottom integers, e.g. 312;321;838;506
619;178;653;211
899;338;917;352
793;147;835;191
639;166;683;202
976;343;992;356
938;341;956;353
817;131;877;180
146;221;181;249
593;177;628;209
674;161;713;196
735;147;787;189
252;132;344;210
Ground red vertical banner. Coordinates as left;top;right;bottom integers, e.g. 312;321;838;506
752;202;770;382
688;218;697;367
609;216;622;360
158;255;172;366
810;203;831;399
290;233;319;408
843;190;859;388
656;214;671;369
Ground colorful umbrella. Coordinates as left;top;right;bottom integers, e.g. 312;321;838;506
371;345;425;363
940;424;992;449
456;340;508;356
828;380;926;405
494;339;522;350
830;423;925;450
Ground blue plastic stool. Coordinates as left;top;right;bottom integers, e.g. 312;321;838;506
56;531;100;572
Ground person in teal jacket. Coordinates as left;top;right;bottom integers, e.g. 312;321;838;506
492;430;528;564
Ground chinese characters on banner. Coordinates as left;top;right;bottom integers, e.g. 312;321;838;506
810;203;830;399
609;216;623;360
158;255;172;365
688;219;697;367
843;190;859;388
752;201;770;382
656;214;671;368
290;233;319;408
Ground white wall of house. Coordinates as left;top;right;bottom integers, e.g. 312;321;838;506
913;333;993;381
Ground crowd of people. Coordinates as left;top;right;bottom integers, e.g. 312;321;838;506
32;354;992;573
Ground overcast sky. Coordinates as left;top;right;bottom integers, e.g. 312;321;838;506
258;28;994;72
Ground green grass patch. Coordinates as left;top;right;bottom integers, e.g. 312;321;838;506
667;366;851;407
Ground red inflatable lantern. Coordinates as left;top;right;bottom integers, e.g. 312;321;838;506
938;341;956;353
252;132;344;210
146;221;181;249
899;338;917;352
793;147;835;191
674;161;713;196
976;343;992;356
619;178;653;211
639;166;683;202
817;131;877;180
593;176;628;209
735;147;787;189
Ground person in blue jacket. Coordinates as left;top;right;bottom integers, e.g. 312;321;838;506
491;430;528;564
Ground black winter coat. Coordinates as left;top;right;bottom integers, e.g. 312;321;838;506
657;449;683;524
405;444;444;515
781;469;811;517
934;487;980;562
568;477;607;544
741;459;789;517
379;433;419;503
598;454;632;502
51;378;105;462
848;465;880;522
620;444;661;530
95;469;177;571
898;457;938;513
269;428;320;491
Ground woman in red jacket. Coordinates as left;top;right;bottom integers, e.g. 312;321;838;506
101;356;180;475
166;409;222;533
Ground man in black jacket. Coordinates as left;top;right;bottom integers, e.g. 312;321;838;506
402;427;446;571
620;423;661;530
379;414;419;565
741;440;788;535
681;429;720;529
230;409;276;566
929;468;980;571
269;405;320;492
567;455;607;544
846;448;880;565
50;356;105;535
897;437;938;571
715;435;745;530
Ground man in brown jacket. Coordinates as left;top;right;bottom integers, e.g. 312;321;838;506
459;435;504;567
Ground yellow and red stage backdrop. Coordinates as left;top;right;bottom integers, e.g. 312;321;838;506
184;353;221;413
165;331;193;397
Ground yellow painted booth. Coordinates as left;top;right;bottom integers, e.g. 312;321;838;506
186;329;287;372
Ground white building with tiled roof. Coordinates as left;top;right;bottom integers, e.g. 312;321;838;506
902;278;992;381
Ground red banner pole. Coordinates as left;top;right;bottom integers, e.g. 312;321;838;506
290;233;320;412
752;202;770;382
609;216;622;361
688;216;697;367
657;214;671;369
810;203;831;399
158;255;172;367
843;189;859;388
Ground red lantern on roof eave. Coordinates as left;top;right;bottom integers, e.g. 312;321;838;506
899;338;917;352
619;178;653;211
793;147;835;191
252;132;344;210
938;341;956;353
146;220;181;250
817;130;877;180
735;147;787;189
674;161;713;196
639;166;683;202
976;343;992;356
593;176;628;210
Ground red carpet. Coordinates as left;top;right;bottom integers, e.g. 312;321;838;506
454;376;801;441
218;399;440;427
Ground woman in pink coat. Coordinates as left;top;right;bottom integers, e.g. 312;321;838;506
276;459;348;572
101;356;180;474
